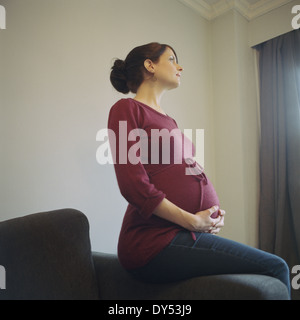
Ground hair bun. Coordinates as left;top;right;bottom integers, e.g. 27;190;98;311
110;59;130;94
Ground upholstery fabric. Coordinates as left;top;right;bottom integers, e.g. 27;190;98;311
0;209;99;300
93;252;289;300
0;209;290;300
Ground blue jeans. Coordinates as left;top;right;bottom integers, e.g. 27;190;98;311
129;231;291;296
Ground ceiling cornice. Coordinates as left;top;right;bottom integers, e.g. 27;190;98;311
177;0;294;21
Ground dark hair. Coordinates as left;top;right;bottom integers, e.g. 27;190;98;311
110;42;178;94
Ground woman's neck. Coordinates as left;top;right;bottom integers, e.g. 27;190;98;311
134;82;166;115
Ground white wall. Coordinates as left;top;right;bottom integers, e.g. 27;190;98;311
0;0;212;253
210;10;259;247
1;0;295;253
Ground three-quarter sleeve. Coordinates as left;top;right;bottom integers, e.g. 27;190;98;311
108;99;166;219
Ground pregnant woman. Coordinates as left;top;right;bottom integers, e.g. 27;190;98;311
108;42;290;294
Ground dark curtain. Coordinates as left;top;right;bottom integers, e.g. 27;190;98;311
256;29;300;296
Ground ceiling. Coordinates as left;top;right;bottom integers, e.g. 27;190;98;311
177;0;294;21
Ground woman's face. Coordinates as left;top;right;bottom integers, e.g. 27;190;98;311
151;47;183;90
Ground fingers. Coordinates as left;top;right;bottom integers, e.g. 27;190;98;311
209;208;226;234
206;225;220;234
207;205;219;217
218;209;226;216
209;205;219;213
207;206;226;219
194;206;225;233
210;228;220;235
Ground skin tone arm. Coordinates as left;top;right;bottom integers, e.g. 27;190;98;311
152;198;225;234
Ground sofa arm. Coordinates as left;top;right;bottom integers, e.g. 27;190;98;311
92;252;289;300
0;209;100;300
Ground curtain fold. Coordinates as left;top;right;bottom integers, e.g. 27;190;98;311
257;29;300;276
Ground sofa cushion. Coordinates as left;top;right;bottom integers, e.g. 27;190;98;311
93;252;290;300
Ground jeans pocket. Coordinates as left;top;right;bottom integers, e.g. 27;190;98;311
169;230;196;247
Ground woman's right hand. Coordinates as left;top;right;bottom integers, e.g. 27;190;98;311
152;199;225;234
191;205;224;233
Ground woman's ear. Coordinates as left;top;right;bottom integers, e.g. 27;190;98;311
144;59;155;74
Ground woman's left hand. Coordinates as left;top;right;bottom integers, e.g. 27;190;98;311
209;209;225;234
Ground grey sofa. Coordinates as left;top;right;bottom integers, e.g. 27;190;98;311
0;209;289;300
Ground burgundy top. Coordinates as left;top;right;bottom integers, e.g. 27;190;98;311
108;98;220;270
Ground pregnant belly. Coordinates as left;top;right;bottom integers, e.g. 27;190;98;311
149;164;220;215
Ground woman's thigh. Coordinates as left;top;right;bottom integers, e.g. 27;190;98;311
130;231;290;293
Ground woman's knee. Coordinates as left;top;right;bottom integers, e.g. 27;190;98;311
267;254;290;288
270;255;289;275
